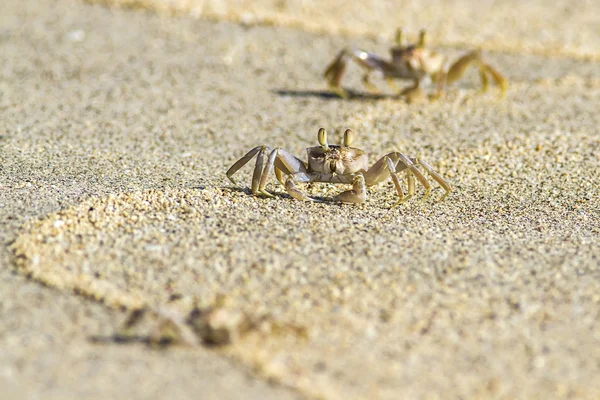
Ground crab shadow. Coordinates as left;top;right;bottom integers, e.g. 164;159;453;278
273;88;401;101
225;185;332;204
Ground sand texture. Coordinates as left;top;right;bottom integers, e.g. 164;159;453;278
1;0;599;399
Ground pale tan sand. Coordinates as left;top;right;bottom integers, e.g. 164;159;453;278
85;0;600;59
1;0;599;399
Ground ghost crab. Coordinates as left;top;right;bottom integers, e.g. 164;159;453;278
226;128;452;206
324;28;507;102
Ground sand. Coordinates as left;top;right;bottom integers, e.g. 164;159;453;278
1;0;599;398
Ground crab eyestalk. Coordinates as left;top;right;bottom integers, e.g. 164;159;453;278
395;28;403;46
418;29;426;47
318;127;330;151
343;129;354;147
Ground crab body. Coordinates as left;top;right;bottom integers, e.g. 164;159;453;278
324;29;507;102
226;128;452;205
307;144;368;175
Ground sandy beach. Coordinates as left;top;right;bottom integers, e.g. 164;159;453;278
1;0;599;398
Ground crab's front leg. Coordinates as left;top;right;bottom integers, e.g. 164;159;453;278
333;174;367;204
285;171;367;203
324;48;397;98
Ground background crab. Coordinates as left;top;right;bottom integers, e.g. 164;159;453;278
324;29;507;102
226;128;452;205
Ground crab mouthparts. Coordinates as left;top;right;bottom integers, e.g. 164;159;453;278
326;150;342;173
328;160;337;173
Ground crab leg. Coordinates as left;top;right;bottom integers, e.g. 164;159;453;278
411;158;453;200
392;153;431;200
227;145;311;198
364;152;452;202
251;146;273;196
446;50;507;96
362;74;379;93
284;172;316;201
399;80;425;103
225;145;276;196
324;48;397;97
363;152;414;186
226;146;265;186
446;51;482;86
406;168;416;198
256;147;309;196
274;166;286;185
272;148;309;176
363;153;422;205
384;158;405;204
431;70;447;100
482;63;507;96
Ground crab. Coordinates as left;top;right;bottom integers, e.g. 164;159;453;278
226;128;452;205
324;28;507;102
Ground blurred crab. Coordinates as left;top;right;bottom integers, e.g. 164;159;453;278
226;128;452;205
324;28;507;102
